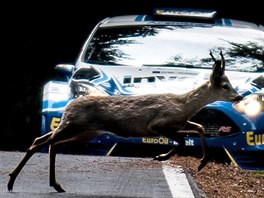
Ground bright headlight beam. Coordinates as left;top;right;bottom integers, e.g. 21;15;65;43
243;100;262;117
234;94;263;117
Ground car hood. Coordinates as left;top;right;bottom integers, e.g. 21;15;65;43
90;66;263;96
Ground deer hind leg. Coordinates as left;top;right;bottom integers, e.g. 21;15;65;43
7;131;53;192
49;130;100;193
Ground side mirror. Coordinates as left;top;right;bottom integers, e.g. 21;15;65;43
55;64;75;81
55;64;75;74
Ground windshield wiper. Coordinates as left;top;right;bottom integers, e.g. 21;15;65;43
142;64;206;69
87;60;124;66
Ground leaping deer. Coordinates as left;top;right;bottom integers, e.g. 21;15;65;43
7;51;243;193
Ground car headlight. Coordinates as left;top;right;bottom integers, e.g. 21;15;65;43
70;79;109;98
233;93;264;117
85;85;109;97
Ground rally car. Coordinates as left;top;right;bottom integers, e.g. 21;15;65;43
41;8;264;170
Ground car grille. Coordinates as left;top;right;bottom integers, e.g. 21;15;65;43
189;107;241;138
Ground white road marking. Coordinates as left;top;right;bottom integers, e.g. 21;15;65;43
162;161;195;198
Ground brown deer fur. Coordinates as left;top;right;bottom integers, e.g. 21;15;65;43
7;52;243;192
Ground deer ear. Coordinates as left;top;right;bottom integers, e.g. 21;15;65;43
210;51;225;79
212;60;224;78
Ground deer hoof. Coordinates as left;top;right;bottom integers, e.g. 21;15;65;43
7;175;15;192
198;157;209;172
52;183;65;193
153;154;169;161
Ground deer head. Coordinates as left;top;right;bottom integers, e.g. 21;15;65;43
209;51;243;103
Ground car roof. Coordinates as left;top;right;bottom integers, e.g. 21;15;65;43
99;9;263;31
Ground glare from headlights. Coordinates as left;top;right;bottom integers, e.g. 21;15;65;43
244;99;262;117
234;94;263;117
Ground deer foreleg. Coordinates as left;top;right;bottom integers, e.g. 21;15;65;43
154;135;185;161
184;121;208;171
154;147;178;161
147;119;186;161
8;131;53;191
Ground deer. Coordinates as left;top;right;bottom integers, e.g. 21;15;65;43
7;51;243;193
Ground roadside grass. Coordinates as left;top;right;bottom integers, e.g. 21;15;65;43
254;171;264;178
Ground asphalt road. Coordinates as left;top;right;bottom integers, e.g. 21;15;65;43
0;151;201;198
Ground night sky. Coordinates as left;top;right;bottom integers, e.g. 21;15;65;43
2;0;263;150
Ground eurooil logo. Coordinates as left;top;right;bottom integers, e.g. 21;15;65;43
142;137;169;144
246;131;264;146
50;117;61;130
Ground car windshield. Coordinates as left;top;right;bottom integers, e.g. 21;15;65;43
83;24;264;72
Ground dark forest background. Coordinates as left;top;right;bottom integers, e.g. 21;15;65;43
1;0;263;151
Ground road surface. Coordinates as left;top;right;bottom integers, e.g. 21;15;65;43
0;151;203;197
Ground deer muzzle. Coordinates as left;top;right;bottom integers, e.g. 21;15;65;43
233;95;244;103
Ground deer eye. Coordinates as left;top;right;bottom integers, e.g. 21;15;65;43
222;84;229;90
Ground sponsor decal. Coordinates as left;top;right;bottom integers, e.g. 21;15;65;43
185;139;194;146
50;117;61;130
219;126;232;133
246;131;264;146
142;137;169;144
